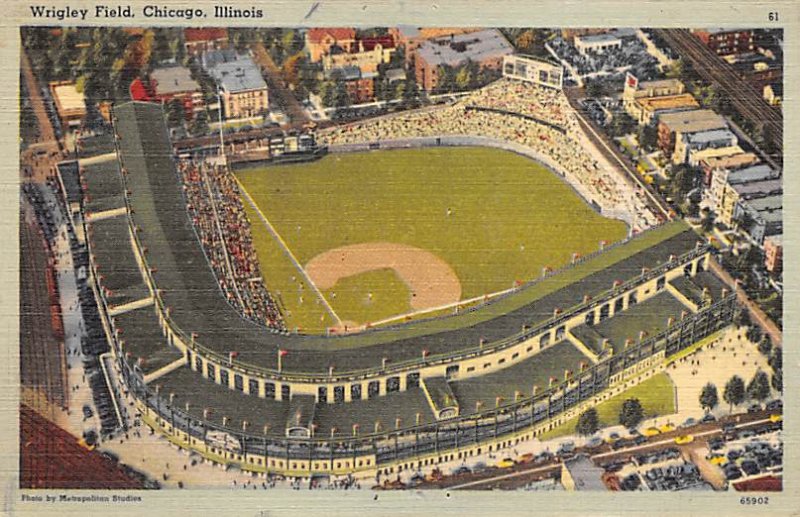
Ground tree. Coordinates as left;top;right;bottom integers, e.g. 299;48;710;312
576;408;600;436
746;325;763;345
747;370;771;402
757;335;773;357
637;124;658;153
618;398;645;429
700;209;714;233
189;110;210;136
733;307;752;329
771;369;782;392
166;98;186;128
768;347;782;372
699;383;719;413
723;375;746;412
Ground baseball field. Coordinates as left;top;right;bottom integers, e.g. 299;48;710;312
236;147;629;333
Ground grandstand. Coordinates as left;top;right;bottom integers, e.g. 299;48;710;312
78;100;737;477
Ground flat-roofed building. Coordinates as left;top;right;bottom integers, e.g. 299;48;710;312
719;178;782;227
415;29;513;91
657;109;727;155
673;128;737;164
628;94;699;126
389;26;479;66
693;28;755;56
130;66;204;120
184;28;228;56
49;81;86;129
574;33;622;55
202;50;268;119
764;234;782;273
689;145;744;168
562;455;606;491
707;163;779;216
733;193;782;244
700;152;759;187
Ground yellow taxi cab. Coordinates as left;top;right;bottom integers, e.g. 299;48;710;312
497;458;515;469
77;438;95;451
658;423;676;433
769;414;783;423
707;454;727;466
642;427;661;437
674;434;694;445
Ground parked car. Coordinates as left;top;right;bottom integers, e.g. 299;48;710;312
643;427;661;437
497;458;515;469
674;434;694;445
700;413;717;423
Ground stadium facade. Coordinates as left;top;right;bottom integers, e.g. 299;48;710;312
82;101;737;478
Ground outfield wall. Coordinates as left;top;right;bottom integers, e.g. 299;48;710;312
328;135;637;229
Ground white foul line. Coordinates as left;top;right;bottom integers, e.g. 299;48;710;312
234;176;343;326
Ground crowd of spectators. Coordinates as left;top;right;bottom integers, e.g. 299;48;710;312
178;158;285;329
321;78;658;229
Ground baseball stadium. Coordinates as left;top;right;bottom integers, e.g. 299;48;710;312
77;70;738;479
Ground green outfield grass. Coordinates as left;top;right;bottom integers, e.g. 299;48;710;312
538;372;676;440
241;201;336;333
236;147;628;331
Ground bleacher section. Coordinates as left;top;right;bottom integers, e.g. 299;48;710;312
450;340;590;415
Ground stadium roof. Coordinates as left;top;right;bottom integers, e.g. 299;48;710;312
87;216;150;308
417;29;513;68
108;102;702;376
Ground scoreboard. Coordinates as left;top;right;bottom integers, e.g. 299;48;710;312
502;55;564;89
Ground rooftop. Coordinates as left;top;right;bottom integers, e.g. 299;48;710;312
50;81;86;115
726;164;779;185
686;128;737;145
151;66;201;96
659;109;727;134
184;28;228;43
417;29;513;68
637;94;699;112
306;28;356;44
563;455;606;491
690;146;744;162
742;193;782;213
575;33;622;45
730;179;782;199
202;50;267;93
702;152;759;170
